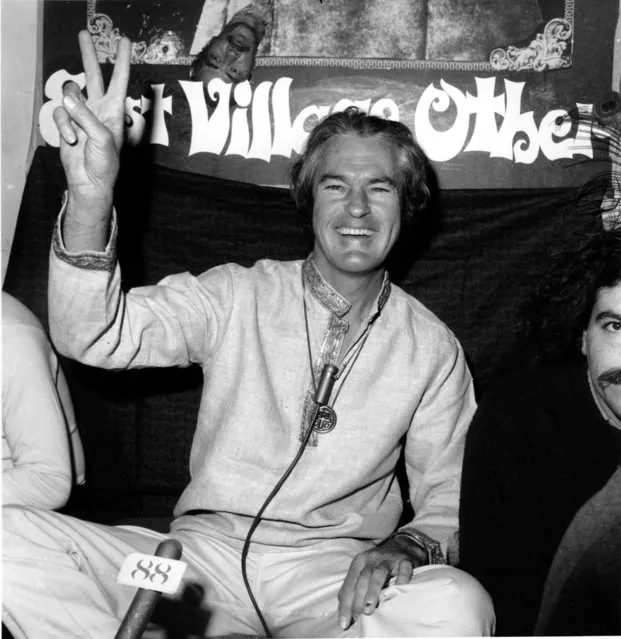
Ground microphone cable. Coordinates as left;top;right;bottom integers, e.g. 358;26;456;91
240;364;338;638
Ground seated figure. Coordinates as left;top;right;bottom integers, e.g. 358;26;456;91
2;291;85;510
459;223;621;635
2;31;494;638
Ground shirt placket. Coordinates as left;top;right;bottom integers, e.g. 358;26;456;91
298;313;348;446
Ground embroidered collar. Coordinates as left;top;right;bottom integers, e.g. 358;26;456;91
302;255;391;319
587;371;621;431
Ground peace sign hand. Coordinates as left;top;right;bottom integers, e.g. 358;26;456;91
52;31;132;249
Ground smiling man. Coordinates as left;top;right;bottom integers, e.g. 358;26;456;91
2;31;494;639
459;224;621;636
584;282;621;424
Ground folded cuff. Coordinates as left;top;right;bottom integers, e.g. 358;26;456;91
51;191;118;271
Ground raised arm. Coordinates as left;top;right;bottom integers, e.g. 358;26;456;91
52;30;131;252
48;31;227;371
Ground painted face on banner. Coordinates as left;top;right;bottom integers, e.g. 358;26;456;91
582;281;621;421
194;22;259;86
311;133;402;286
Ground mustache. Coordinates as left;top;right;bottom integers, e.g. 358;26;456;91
598;369;621;387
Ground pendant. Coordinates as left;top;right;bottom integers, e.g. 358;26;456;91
313;405;337;434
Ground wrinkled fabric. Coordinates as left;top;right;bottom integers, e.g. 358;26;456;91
3;506;494;638
2;292;85;509
48;205;476;554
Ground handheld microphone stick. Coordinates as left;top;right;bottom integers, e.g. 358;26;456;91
115;539;183;639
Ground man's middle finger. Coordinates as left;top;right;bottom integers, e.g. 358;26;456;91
78;30;105;99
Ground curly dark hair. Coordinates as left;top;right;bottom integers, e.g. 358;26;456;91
289;107;432;234
524;224;621;362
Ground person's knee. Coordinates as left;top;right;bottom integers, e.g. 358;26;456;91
434;566;495;636
358;566;495;637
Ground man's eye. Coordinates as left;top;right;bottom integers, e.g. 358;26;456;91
371;186;391;193
604;320;621;332
325;184;344;191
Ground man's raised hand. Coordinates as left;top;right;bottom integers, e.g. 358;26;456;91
53;30;131;207
53;31;131;252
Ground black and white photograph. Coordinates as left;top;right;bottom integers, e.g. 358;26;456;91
2;1;621;638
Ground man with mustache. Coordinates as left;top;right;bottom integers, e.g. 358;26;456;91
459;224;621;636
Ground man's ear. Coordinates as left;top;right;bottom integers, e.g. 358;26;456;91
581;330;587;356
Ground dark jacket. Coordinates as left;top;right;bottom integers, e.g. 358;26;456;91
458;361;621;636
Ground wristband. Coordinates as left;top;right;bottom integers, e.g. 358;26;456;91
390;528;445;565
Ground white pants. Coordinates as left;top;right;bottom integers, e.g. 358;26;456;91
2;506;494;638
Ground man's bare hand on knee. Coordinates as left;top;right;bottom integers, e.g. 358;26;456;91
337;535;426;630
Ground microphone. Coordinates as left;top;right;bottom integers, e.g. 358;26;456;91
115;538;183;639
315;364;338;406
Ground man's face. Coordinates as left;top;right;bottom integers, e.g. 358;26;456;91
582;281;621;420
194;22;259;86
311;133;402;286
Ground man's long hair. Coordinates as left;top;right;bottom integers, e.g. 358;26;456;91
524;224;621;362
290;107;432;234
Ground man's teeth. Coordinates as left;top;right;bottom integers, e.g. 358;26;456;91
338;228;373;236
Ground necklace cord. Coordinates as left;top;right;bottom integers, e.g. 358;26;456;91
302;279;374;407
303;286;319;393
329;316;376;407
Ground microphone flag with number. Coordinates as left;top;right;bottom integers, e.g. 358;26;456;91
115;538;186;639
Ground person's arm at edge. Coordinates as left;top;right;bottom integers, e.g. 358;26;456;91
2;326;73;510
